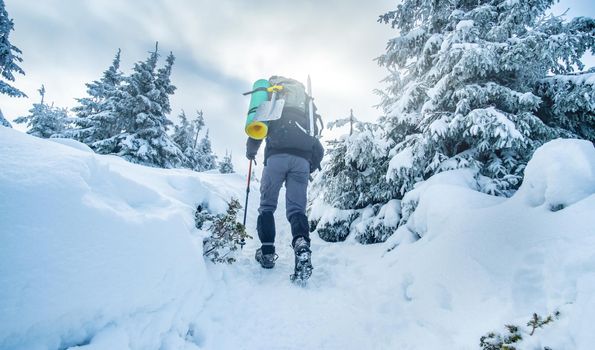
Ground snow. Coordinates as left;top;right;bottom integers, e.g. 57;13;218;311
2;129;595;349
0;128;229;350
515;138;595;209
544;72;595;86
387;146;414;175
456;20;474;30
49;137;94;153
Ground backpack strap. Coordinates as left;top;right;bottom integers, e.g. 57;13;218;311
242;85;284;96
315;113;324;137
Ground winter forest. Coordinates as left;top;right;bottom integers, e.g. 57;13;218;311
1;0;595;349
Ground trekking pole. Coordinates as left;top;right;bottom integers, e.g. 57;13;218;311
241;159;253;249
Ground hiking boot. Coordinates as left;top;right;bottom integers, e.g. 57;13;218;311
291;237;313;284
255;247;277;269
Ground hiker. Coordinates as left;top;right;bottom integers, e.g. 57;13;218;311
245;76;324;282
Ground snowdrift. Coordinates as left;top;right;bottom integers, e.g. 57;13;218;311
0;128;246;350
383;138;595;348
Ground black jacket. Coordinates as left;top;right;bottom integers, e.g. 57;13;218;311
246;106;324;172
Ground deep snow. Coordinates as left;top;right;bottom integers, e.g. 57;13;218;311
1;127;594;349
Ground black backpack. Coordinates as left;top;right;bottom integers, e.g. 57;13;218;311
269;76;323;137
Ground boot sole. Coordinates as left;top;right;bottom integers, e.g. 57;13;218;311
290;250;313;285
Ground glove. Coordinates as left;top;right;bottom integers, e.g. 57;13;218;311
246;137;261;160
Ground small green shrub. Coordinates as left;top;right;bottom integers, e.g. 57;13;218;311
197;198;252;264
479;311;560;350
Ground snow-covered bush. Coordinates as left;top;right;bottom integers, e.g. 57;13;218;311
345;200;401;244
199;198;252;264
309;198;359;242
316;216;355;243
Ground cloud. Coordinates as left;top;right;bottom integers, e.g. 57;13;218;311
1;0;397;173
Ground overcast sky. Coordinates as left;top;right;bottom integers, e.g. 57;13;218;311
1;0;593;173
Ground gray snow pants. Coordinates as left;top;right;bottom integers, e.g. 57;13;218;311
257;154;310;254
259;154;309;219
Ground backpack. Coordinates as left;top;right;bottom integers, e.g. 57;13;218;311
268;76;323;137
269;76;308;114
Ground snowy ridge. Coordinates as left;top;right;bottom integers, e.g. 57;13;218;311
1;128;595;349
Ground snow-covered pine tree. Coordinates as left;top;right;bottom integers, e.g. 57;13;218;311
192;110;205;147
155;52;176;115
219;150;234;174
14;85;68;138
71;49;124;152
171;109;214;171
195;129;217;171
0;0;25;98
309;116;396;243
0;108;11;127
172;109;196;167
114;44;186;168
535;69;595;143
376;0;595;196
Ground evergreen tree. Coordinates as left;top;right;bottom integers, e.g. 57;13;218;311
376;0;595;196
312;1;594;245
114;44;186;168
0;108;11;127
535;70;595;143
309;117;396;243
195;130;217;171
14;85;68;138
172;109;212;170
192;110;205;145
322;118;393;210
219;150;234;174
172;110;195;154
0;0;25;98
71;49;124;152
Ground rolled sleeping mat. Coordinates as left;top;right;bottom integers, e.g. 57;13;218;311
245;79;270;140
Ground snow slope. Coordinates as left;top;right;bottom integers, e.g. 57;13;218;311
1;127;595;349
0;128;242;350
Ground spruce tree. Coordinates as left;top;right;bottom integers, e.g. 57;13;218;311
311;1;594;244
172;109;212;170
195;130;217;171
322;118;393;210
376;0;595;196
219;150;234;174
0;0;25;98
310;117;396;243
535;70;595;143
114;44;186;168
71;49;124;152
0;108;11;127
14;85;68;138
172;110;195;164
